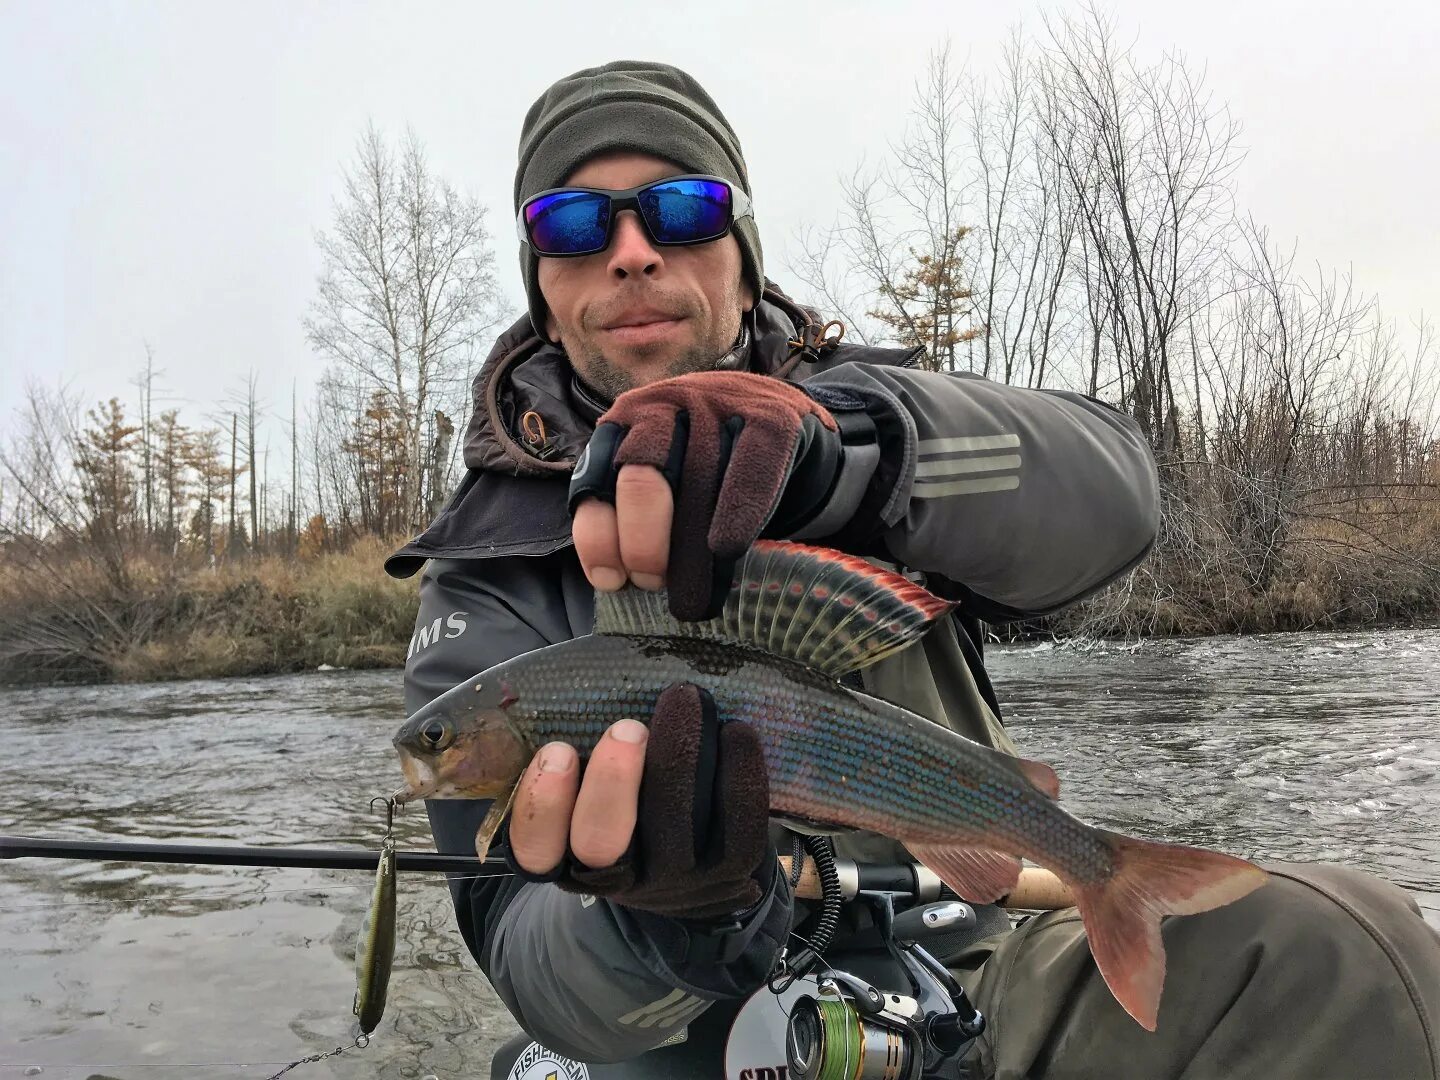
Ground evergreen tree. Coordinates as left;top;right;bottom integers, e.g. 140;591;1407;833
75;398;141;544
868;225;984;371
151;409;193;548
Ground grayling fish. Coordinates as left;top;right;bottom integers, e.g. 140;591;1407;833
391;541;1266;1029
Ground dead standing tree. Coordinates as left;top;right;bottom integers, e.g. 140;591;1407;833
802;46;984;373
305;125;503;535
1035;5;1242;457
967;30;1079;388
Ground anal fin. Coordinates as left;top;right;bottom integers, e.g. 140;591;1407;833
475;782;518;862
908;842;1023;904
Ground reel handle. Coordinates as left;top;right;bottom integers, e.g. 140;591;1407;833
891;900;975;941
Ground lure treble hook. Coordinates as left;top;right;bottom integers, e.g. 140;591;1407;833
369;794;399;834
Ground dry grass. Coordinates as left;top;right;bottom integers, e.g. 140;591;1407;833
6;494;1440;686
0;536;418;685
1051;488;1440;640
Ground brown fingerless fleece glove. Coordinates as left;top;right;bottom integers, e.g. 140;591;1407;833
513;683;772;922
591;371;838;621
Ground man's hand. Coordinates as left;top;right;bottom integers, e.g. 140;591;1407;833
505;683;773;921
568;371;841;620
573;464;675;594
508;717;647;878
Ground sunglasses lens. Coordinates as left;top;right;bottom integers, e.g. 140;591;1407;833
524;190;611;254
640;178;733;244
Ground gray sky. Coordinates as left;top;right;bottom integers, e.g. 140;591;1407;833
2;0;1437;424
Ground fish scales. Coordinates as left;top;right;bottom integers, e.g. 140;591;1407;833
492;634;1113;884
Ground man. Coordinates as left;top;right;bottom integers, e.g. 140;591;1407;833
389;61;1440;1079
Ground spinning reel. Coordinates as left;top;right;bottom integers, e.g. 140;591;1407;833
775;840;988;1080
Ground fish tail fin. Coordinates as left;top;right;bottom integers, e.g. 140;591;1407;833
1073;832;1268;1030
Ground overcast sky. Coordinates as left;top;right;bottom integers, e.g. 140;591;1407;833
2;0;1437;427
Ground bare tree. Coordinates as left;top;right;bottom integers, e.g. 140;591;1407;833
229;413;239;552
289;382;300;555
223;373;264;555
183;426;229;563
131;345;162;536
787;221;881;345
785;46;986;372
964;29;1079;387
1035;4;1242;452
305;124;504;533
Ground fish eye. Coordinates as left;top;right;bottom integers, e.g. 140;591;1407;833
417;718;454;752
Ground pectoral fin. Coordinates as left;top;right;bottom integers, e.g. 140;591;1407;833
475;781;518;862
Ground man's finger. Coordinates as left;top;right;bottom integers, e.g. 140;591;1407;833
573;499;625;592
508;742;579;876
615;464;673;590
569;719;648;869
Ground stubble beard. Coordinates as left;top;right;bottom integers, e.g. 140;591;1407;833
574;339;727;400
563;285;746;401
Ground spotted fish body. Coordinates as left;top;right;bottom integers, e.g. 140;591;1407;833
392;542;1266;1030
475;633;1108;884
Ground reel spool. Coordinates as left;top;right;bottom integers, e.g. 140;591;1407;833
786;978;915;1080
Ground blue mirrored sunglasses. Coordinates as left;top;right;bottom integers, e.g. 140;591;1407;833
517;174;753;257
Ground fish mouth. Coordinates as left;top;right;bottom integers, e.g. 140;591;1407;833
392;754;440;805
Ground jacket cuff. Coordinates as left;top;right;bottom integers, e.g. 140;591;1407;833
613;852;793;999
794;376;915;553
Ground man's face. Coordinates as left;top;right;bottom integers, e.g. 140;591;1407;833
538;152;754;399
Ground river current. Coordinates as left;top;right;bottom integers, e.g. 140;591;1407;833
2;629;1438;1077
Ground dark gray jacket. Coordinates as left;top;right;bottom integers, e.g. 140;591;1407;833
388;287;1160;1063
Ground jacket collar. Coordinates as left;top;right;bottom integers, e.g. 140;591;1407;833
384;282;921;577
460;283;866;478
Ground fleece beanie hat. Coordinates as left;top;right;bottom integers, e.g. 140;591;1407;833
515;60;764;340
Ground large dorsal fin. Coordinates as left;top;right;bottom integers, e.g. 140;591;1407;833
593;541;955;677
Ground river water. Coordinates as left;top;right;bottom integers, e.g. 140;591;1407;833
2;629;1438;1078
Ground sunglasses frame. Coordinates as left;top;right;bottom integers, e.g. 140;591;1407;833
516;174;753;257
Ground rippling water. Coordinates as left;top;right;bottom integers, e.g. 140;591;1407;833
2;629;1438;1077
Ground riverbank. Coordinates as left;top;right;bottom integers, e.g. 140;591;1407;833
4;523;1440;686
0;537;418;686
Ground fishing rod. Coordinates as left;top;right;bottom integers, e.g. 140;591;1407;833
0;834;506;875
5;831;1073;1079
0;834;1076;907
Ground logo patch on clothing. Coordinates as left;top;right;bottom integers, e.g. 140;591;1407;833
407;611;468;658
506;1042;590;1080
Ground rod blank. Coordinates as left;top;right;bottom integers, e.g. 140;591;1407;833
0;834;504;874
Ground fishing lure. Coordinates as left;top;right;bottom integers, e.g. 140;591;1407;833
353;797;398;1036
